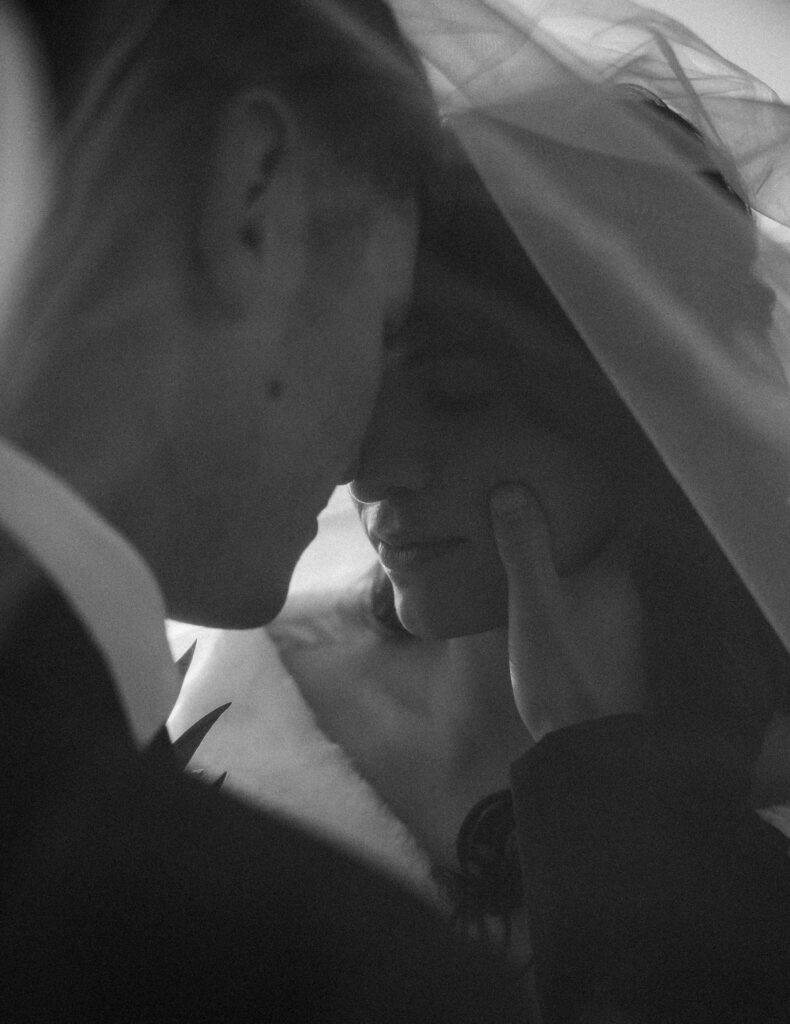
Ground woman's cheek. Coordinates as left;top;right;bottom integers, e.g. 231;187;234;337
485;430;617;575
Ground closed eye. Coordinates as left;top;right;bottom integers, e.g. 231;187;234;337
414;355;566;433
414;355;502;415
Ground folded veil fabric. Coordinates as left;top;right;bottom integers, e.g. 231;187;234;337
0;3;49;332
390;0;790;664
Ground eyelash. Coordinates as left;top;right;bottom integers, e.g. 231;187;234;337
424;389;496;415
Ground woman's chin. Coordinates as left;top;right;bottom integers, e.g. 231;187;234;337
394;589;507;640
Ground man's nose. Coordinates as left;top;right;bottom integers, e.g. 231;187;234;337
338;456;360;486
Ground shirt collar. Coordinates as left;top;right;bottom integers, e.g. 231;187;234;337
0;437;181;746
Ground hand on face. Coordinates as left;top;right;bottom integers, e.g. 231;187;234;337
490;483;646;742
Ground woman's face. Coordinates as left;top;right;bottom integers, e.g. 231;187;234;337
351;276;625;639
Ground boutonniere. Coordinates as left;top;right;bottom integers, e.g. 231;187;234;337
157;640;230;789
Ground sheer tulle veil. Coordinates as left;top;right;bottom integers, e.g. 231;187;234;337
387;0;790;663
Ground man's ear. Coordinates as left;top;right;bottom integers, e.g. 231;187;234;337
197;89;305;316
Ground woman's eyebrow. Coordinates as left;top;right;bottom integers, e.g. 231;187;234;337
404;338;526;369
401;346;482;369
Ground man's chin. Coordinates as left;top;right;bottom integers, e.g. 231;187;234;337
170;580;290;631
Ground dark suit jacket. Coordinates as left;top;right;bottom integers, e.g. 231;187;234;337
0;555;526;1023
5;544;790;1024
513;718;790;1023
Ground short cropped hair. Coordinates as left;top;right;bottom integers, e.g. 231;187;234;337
0;0;439;421
32;0;438;202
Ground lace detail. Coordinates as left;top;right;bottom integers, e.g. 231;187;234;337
433;789;529;970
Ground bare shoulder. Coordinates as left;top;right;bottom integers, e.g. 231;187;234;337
267;571;444;756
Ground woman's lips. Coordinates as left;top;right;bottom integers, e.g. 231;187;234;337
375;535;466;573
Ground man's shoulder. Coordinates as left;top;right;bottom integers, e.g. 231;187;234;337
3;712;523;1023
0;548;525;1024
0;548;127;743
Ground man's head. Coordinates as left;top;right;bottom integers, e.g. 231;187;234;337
2;0;437;627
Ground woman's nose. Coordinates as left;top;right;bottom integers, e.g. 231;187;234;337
347;381;432;503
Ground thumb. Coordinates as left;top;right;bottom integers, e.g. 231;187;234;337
490;485;574;738
490;483;556;593
490;482;567;664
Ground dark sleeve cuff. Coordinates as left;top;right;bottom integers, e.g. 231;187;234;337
510;715;790;1022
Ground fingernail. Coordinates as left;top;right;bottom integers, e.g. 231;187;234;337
491;485;528;521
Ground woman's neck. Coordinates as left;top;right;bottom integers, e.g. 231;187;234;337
422;628;531;775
